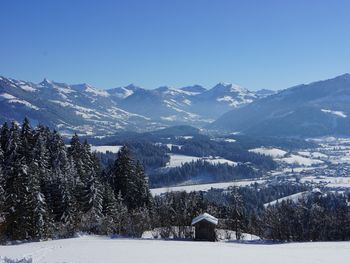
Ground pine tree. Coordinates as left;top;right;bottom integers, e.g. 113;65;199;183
3;122;32;240
134;161;153;209
28;132;53;240
67;134;85;180
0;147;5;218
79;172;103;233
101;184;119;235
60;161;79;237
20;117;34;162
48;131;76;221
27;168;51;240
114;191;128;235
229;186;244;240
110;145;134;204
110;146;152;210
0;122;10;152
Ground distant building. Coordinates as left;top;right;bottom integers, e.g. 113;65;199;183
191;213;218;241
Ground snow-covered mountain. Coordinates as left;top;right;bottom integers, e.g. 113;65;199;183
0;77;160;136
0;75;264;135
210;74;350;137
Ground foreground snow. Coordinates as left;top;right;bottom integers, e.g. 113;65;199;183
1;236;349;263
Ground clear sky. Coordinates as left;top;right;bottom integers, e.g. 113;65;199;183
1;0;350;90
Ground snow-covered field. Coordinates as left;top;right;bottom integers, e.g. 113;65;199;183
264;191;308;207
90;145;123;153
301;176;350;188
1;236;349;263
278;154;324;166
151;179;265;195
249;147;287;158
166;154;237;168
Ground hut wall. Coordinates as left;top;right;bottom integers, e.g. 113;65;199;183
194;221;216;241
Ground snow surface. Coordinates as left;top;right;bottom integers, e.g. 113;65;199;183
249;147;287;158
298;151;328;159
20;84;36;92
264;191;308;207
1;236;349;263
91;145;123;153
85;86;110;97
0;93;39;110
166;154;237;168
301;176;350;188
278;154;324;166
166;154;201;167
150;179;265;195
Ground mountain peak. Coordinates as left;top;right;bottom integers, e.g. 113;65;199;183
40;78;52;86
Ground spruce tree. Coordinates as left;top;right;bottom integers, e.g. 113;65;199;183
134;161;153;209
3;122;31;240
0;122;10;152
0;147;4;218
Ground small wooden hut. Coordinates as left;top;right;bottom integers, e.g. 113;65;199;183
191;213;218;241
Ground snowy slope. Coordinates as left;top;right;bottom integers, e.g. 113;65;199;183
1;236;349;263
0;76;161;135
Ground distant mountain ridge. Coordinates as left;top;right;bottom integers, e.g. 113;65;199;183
0;75;267;135
210;74;350;137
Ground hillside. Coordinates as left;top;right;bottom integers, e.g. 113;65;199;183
210;74;350;137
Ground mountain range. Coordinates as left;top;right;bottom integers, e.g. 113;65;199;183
0;75;272;136
210;73;350;137
2;73;350;138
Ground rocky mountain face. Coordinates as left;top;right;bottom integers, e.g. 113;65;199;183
210;74;350;137
0;76;262;135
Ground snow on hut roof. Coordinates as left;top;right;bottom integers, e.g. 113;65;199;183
191;213;218;225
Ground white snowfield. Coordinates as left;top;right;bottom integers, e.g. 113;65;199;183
249;147;287;158
301;176;350;188
278;154;324;166
166;154;237;168
264;191;308;207
1;236;349;263
90;145;123;153
150;179;265;195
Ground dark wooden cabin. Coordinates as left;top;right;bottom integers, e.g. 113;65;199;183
191;213;218;241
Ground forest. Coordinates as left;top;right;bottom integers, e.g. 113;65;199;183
0;119;349;243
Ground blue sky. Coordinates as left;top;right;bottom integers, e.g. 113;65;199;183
0;0;350;90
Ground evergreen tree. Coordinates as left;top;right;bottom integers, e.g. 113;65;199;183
134;161;153;209
110;145;135;208
228;187;244;240
0;147;4;218
101;184;119;235
0;122;10;152
3;122;32;240
110;146;152;210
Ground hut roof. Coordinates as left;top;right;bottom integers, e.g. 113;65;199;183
191;213;218;225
